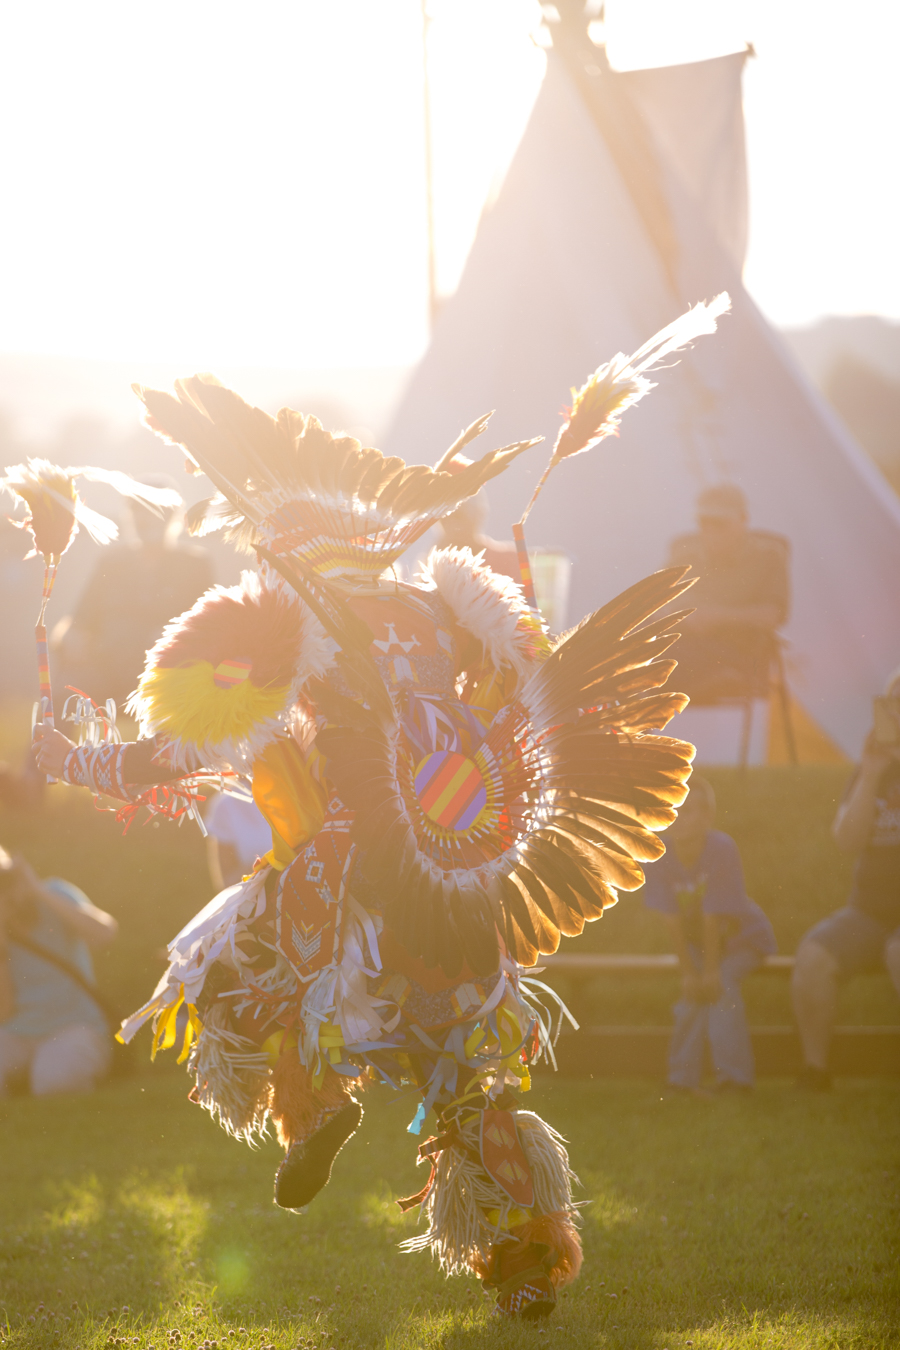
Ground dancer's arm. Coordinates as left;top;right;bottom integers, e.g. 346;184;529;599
33;725;183;798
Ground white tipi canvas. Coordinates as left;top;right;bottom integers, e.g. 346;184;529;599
384;44;900;762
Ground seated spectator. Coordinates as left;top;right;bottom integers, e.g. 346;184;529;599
0;746;44;812
643;777;777;1094
0;848;117;1096
668;483;789;703
792;669;900;1090
205;791;273;891
436;490;521;582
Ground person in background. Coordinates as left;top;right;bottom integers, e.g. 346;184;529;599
205;792;273;890
643;776;777;1095
56;480;214;709
0;746;44;812
0;848;117;1095
667;483;789;702
435;489;521;583
792;669;900;1090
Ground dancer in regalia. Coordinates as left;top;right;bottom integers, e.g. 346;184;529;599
34;297;728;1318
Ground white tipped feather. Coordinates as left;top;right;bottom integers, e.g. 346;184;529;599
628;291;731;374
72;497;119;545
519;294;731;525
73;465;183;510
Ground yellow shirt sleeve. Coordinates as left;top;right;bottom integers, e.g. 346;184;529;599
252;737;327;871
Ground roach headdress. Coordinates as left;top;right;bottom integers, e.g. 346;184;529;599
133;375;542;582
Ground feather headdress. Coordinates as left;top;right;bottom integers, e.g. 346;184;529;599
133;376;542;581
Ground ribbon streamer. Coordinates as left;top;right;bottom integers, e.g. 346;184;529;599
511;522;539;616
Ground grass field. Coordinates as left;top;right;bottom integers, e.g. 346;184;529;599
1;1073;898;1349
1;711;899;1346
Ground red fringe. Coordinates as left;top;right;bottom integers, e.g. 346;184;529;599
114;782;207;834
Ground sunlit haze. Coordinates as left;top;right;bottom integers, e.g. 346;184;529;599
1;0;898;370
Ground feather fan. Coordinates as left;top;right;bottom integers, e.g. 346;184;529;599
316;567;695;973
1;458;183;751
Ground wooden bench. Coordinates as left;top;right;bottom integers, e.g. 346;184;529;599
540;953;795;979
534;953;900;1077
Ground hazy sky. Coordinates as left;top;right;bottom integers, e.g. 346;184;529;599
0;0;897;369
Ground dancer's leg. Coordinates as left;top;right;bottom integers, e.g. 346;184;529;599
271;1053;363;1210
477;1211;583;1319
707;949;759;1087
408;1098;581;1318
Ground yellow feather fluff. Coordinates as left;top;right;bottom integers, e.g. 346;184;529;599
135;661;291;749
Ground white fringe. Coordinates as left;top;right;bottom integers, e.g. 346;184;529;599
421;547;545;686
401;1110;578;1275
187;1003;272;1145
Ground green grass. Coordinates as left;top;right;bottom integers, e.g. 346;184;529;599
1;1074;898;1349
2;708;899;1346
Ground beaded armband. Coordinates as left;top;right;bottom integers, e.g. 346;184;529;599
62;739;216;834
62;742;138;802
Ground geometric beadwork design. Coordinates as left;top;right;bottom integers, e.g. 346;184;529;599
275;798;355;980
479;1109;534;1207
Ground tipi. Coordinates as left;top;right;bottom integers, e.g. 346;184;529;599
384;6;900;762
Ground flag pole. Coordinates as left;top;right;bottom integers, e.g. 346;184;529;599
421;0;439;331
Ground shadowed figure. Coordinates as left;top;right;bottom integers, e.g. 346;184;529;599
792;669;900;1089
0;847;117;1096
436;489;521;583
56;485;213;709
667;483;789;704
642;776;776;1094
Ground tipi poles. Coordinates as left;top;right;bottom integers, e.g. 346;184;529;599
421;0;439;331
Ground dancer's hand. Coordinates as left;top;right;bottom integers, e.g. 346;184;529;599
32;725;76;777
